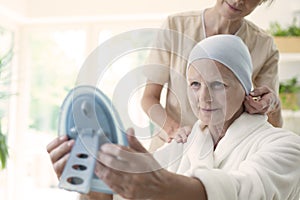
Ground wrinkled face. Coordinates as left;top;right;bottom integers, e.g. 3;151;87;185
187;59;245;126
216;0;264;20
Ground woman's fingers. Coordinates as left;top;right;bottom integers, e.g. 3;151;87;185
49;139;74;164
53;153;70;178
126;128;148;153
46;136;75;179
97;147;131;172
46;135;68;153
95;162;126;192
95;157;165;200
95;162;137;199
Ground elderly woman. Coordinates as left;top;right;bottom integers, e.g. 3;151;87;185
95;35;300;200
47;35;300;200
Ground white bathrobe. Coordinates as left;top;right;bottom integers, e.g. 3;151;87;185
113;113;300;200
154;112;300;200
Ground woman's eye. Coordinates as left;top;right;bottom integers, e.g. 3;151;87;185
210;81;225;89
190;81;201;89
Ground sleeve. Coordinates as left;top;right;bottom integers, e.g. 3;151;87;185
253;36;280;96
191;132;300;200
143;16;172;85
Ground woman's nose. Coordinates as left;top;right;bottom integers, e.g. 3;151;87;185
199;85;213;103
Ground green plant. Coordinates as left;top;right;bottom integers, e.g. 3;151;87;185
279;77;300;93
279;77;300;110
0;27;13;169
0;122;8;169
269;18;300;36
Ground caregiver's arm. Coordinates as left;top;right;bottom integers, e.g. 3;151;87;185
141;83;180;141
141;83;192;143
246;41;283;128
95;128;207;200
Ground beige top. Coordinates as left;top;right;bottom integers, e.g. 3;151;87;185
144;10;279;127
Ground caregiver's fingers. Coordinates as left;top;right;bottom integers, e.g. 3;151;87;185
244;96;269;114
175;133;186;143
249;86;272;97
247;86;279;113
175;126;192;143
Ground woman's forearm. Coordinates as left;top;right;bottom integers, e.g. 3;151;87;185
157;171;207;200
79;192;113;200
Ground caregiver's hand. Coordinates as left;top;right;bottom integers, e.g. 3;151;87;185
95;128;169;199
244;86;280;115
158;125;192;144
174;126;192;143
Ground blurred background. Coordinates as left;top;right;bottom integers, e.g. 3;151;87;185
0;0;299;199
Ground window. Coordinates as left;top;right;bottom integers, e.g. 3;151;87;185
2;28;86;200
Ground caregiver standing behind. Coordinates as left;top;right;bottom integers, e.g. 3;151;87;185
93;35;300;200
141;0;282;148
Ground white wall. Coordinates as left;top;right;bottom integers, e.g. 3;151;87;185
247;0;300;30
1;0;299;30
25;0;214;18
0;0;27;15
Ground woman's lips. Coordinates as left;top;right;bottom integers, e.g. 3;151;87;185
225;2;242;12
201;108;219;112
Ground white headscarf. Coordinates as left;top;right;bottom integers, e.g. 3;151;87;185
187;34;253;95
